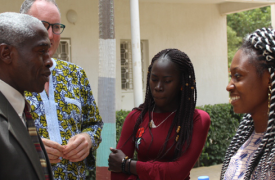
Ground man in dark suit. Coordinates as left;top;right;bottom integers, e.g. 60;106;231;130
0;12;54;180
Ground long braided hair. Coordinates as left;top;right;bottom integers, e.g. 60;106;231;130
131;48;197;160
220;28;275;179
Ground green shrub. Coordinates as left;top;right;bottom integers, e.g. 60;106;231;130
116;110;131;142
196;104;242;166
115;104;243;167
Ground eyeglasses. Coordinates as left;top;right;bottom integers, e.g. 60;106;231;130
41;21;66;35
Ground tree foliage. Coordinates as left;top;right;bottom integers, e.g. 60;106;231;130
227;6;271;66
227;26;242;67
227;7;271;38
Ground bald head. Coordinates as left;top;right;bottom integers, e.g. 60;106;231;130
0;12;44;47
20;0;62;57
20;0;60;14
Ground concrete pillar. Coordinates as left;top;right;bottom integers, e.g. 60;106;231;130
130;0;143;107
96;0;116;179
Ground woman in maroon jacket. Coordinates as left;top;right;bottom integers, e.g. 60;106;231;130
108;48;211;180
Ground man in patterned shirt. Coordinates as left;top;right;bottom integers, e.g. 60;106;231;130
20;0;104;179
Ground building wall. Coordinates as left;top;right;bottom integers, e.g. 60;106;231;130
0;0;229;111
116;1;229;110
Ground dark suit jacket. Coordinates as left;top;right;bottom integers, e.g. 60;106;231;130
0;92;53;180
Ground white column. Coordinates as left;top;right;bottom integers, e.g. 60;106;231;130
271;5;275;29
130;0;143;107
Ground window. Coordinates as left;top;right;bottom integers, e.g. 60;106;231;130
120;40;148;90
53;38;71;62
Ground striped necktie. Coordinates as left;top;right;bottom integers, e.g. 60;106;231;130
24;101;50;180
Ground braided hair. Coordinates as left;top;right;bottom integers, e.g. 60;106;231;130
220;28;275;179
131;48;197;160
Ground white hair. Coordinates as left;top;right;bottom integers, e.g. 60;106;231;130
0;12;43;46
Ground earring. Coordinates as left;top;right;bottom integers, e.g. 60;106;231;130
181;86;183;91
268;85;271;115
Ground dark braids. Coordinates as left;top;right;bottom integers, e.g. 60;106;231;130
131;48;197;160
221;28;275;179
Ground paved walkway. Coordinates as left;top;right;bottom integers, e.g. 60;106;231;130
190;164;222;180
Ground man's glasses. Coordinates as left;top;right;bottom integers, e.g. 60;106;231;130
42;21;66;35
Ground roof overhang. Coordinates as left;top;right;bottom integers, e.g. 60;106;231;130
218;1;274;15
140;0;275;15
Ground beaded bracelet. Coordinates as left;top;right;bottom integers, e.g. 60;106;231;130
121;156;129;174
128;158;132;175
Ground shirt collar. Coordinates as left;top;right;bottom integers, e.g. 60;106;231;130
50;58;57;71
0;79;25;118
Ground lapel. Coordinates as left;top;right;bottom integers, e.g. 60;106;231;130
0;92;45;180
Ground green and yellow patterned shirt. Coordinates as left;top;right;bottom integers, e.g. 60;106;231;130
25;59;103;180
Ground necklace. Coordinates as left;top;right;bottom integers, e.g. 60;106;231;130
149;105;177;128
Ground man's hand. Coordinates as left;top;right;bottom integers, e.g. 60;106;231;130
63;133;92;162
42;138;64;164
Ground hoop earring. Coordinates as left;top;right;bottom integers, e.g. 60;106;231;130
268;85;271;115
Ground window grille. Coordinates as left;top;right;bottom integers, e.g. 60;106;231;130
120;40;147;90
53;38;71;62
121;40;133;90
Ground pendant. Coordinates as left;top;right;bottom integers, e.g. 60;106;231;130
150;119;157;128
135;138;141;150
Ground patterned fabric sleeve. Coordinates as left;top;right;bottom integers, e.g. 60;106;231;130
25;59;104;178
78;68;103;152
74;65;104;171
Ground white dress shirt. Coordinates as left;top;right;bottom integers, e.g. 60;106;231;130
0;79;26;126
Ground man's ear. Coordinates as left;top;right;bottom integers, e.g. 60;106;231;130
0;44;13;64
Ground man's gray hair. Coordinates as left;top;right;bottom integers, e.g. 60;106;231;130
20;0;60;14
0;12;43;46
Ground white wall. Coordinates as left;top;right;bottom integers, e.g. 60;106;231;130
0;0;229;111
115;1;229;110
58;0;100;103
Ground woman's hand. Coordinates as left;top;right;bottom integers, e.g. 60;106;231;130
108;147;127;172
